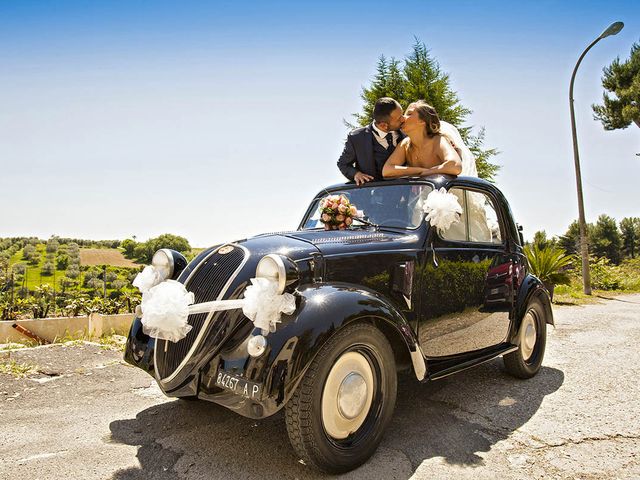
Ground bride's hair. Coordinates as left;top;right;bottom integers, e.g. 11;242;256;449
410;100;441;137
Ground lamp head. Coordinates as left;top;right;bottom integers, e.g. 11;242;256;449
600;21;624;39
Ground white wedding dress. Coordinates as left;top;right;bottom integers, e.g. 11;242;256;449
439;120;478;177
437;122;494;242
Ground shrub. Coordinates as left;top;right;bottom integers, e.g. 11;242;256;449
524;245;572;287
86;277;103;292
41;262;55;276
22;244;36;261
13;263;26;275
46;237;59;254
56;255;69;270
66;265;81;279
589;256;623;290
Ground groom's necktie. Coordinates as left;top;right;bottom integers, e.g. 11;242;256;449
385;133;394;152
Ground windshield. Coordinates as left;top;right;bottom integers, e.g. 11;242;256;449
301;184;433;230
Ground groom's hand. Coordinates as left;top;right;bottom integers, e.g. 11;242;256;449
354;171;374;186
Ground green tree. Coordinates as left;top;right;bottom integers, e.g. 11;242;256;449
619;217;640;259
133;234;191;263
593;41;640;130
353;39;500;181
591;214;622;264
56;255;69;270
41;262;55;276
121;238;137;258
532;230;550;250
46;237;59;254
558;220;592;256
66;265;80;279
22;244;37;262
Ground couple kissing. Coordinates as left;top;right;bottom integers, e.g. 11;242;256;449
337;97;477;186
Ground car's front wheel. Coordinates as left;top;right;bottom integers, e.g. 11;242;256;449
285;323;397;473
503;297;547;379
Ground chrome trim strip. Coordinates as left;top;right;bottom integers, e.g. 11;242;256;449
410;343;427;381
154;243;251;385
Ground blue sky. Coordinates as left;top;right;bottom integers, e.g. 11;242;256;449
1;0;638;246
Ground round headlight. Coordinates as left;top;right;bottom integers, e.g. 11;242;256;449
256;254;286;293
256;254;300;294
152;249;174;280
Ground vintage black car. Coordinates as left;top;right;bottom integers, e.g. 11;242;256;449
125;175;552;473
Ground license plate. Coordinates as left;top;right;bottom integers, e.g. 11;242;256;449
215;370;262;399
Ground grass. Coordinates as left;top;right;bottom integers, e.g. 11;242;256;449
0;359;39;378
52;329;127;351
0;342;35;351
6;243;140;303
9;245;64;290
553;258;640;306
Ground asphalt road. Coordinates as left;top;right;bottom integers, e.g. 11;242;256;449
1;294;639;479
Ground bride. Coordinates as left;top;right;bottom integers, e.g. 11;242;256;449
382;100;477;178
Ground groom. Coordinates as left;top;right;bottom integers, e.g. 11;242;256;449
337;97;405;185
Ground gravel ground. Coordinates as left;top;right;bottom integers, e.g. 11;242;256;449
0;294;639;480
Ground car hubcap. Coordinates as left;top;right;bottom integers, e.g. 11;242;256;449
322;351;374;440
521;311;537;361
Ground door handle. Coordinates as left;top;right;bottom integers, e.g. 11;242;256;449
430;242;439;268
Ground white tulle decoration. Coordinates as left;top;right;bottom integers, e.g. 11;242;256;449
133;266;164;294
423;187;463;234
242;277;296;334
137;272;296;341
140;280;195;343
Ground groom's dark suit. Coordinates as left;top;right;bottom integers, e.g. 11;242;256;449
337;124;405;181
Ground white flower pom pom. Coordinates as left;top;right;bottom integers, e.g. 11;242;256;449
133;266;163;294
423;187;463;234
140;280;195;343
242;277;296;334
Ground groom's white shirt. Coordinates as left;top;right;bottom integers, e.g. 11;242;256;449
371;122;399;149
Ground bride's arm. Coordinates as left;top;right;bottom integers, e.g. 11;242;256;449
383;139;428;178
419;137;463;176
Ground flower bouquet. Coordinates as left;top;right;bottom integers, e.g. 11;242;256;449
319;194;358;230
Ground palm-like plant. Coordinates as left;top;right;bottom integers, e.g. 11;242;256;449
524;245;572;299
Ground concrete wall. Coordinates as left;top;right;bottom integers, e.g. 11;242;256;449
0;313;134;344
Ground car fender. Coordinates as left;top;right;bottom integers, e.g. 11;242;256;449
513;274;554;339
257;282;420;415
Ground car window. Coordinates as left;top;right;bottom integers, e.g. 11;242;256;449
468;191;502;243
439;188;503;244
440;188;467;241
302;184;433;230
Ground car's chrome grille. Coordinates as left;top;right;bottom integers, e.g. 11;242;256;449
155;247;246;380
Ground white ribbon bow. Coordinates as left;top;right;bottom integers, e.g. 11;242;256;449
137;275;296;342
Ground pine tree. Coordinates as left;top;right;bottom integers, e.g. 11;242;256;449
592;41;640;130
591;214;622;264
620;217;640;258
353;39;500;181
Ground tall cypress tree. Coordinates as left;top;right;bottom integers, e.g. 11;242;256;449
352;39;500;181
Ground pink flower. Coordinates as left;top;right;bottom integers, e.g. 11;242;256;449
345;217;353;226
338;222;347;230
349;206;357;215
338;204;347;214
336;214;345;222
321;214;331;222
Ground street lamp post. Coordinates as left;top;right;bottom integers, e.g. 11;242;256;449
569;21;624;295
